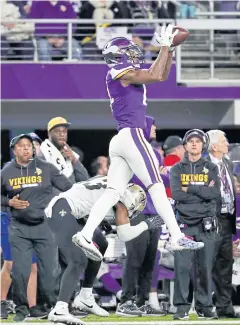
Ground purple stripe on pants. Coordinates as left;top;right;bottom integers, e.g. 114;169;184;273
138;129;161;182
130;128;159;184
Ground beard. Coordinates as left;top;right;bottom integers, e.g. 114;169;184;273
51;138;65;151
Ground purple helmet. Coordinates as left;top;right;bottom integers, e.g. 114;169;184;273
102;37;144;67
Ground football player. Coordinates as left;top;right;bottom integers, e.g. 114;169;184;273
72;25;204;261
46;177;161;324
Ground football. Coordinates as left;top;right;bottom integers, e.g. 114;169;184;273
172;26;190;46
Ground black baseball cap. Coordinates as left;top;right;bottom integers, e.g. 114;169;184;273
163;136;183;152
10;134;33;148
28;132;42;144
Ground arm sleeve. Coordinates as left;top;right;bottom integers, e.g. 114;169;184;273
49;164;73;192
170;165;198;202
187;165;221;200
73;160;89;182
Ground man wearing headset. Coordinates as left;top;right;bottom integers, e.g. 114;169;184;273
0;132;44;320
1;134;73;322
169;129;221;320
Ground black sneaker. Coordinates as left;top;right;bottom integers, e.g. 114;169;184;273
14;312;26;322
145;216;164;230
116;300;143;317
69;306;88;318
218;312;240;318
27;306;48;319
138;303;167;316
6;300;15;314
197;310;218;319
173;312;189;320
0;301;8;319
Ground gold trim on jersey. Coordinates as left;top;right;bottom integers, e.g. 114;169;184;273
114;68;135;80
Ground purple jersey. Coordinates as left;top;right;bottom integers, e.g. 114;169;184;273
106;63;147;130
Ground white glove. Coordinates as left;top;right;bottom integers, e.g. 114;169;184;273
154;24;178;47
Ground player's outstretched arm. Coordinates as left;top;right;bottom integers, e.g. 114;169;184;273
161;52;173;81
120;25;178;86
115;202;130;225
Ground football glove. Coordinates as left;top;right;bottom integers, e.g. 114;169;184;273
154;24;178;47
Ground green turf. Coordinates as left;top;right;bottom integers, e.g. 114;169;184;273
2;313;240;323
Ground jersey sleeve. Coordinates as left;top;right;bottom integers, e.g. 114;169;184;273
110;64;135;80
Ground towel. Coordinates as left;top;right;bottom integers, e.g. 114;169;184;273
40;139;79;178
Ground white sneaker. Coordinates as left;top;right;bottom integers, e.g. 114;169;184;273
48;304;85;324
72;232;103;261
73;293;109;317
165;235;204;252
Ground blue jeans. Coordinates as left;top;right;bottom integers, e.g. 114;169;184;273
179;3;196;18
1;212;36;263
36;37;82;61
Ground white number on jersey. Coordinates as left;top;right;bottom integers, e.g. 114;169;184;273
143;84;147;106
81;176;107;191
106;80;114;112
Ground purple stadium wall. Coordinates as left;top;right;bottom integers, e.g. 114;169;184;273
2;63;240;100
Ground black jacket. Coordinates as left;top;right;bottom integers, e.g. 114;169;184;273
170;155;221;225
1;158;72;225
207;155;237;235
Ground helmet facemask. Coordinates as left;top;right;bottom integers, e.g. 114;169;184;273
102;40;145;67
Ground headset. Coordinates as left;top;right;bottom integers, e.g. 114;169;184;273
183;129;210;152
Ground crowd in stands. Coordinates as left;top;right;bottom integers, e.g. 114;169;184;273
1;0;240;61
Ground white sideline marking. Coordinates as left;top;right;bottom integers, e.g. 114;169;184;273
1;317;240;325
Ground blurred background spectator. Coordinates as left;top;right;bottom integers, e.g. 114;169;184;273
28;0;82;61
90;156;108;177
71;146;85;164
151;140;165;161
8;1;32;18
179;1;197;19
1;2;34;60
2;0;239;62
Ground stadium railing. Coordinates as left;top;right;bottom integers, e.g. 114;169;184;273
1;14;240;85
176;17;240;85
